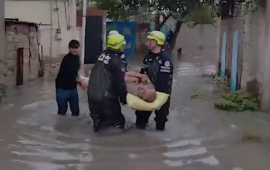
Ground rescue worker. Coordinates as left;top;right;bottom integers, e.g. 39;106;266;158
55;40;81;116
165;29;173;50
108;30;127;70
88;33;128;132
135;31;173;131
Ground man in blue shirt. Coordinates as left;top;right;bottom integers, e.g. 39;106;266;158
135;31;174;131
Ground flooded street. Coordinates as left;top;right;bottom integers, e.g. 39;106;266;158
1;51;270;170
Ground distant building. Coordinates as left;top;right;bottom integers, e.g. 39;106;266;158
5;0;78;64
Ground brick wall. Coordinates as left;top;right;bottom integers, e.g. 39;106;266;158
5;23;39;86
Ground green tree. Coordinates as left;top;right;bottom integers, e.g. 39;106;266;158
92;0;217;52
93;0;149;20
153;2;216;51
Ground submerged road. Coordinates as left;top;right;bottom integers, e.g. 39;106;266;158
1;52;270;170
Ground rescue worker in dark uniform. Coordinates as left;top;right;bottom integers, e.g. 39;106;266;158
88;33;128;132
120;51;127;70
135;31;173;131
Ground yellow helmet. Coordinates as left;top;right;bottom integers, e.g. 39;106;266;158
108;30;119;35
147;31;166;45
107;33;126;50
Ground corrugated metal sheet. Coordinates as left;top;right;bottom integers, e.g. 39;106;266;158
5;18;51;26
6;0;68;1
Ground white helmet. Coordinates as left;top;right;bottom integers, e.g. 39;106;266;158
108;30;119;36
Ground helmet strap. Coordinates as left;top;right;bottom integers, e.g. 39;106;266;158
107;47;120;51
150;42;162;54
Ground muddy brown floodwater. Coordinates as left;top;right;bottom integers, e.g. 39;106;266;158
1;50;270;170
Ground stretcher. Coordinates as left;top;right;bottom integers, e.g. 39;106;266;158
77;75;169;111
126;92;169;111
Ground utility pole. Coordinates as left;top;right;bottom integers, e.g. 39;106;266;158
49;0;53;71
80;0;87;65
0;0;6;82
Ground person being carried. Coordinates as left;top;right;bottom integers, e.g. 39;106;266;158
78;70;156;103
124;71;156;102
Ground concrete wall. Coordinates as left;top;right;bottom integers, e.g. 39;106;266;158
5;0;79;63
135;17;218;57
241;2;270;111
176;24;218;57
217;0;270;111
162;17;218;57
0;0;6;84
241;12;263;97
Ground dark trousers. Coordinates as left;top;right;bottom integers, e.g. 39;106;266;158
88;98;125;129
56;88;80;115
135;98;170;130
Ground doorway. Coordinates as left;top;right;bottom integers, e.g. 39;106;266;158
16;48;24;86
84;16;103;64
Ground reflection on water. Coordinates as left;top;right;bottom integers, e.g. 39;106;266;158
174;53;216;76
10;112;220;169
0;52;222;170
176;61;215;76
128;53;216;77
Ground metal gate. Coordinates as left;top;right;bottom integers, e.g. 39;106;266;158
106;22;136;57
230;30;239;91
220;32;227;78
84;16;103;64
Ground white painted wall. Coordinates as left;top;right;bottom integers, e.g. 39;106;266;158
5;0;79;62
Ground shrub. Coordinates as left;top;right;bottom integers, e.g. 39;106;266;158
215;89;260;111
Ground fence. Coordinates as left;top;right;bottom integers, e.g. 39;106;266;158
218;18;244;91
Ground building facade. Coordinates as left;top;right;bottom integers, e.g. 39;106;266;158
5;0;78;64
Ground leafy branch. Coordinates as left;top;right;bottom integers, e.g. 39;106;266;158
240;0;266;15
